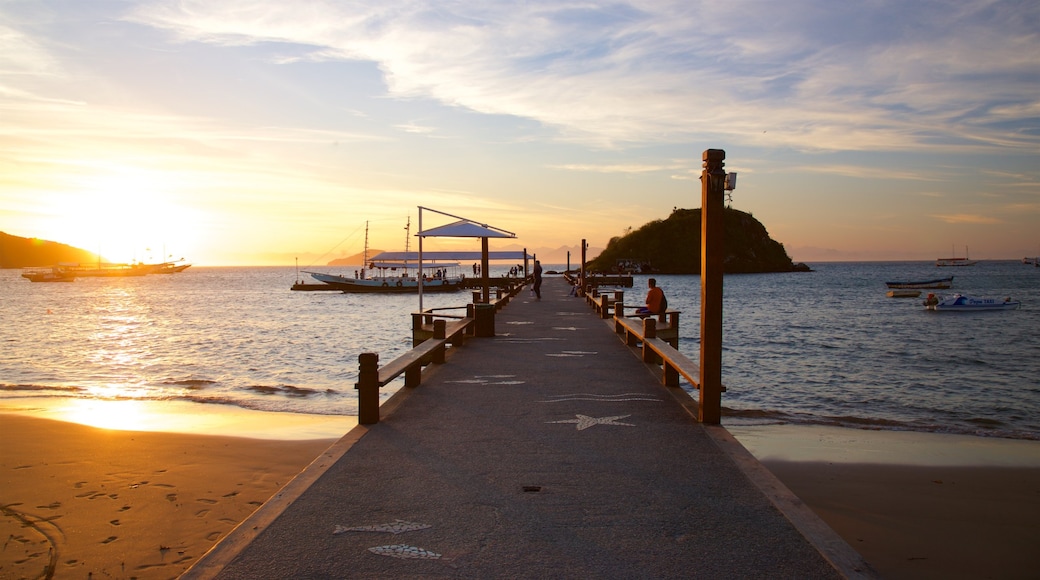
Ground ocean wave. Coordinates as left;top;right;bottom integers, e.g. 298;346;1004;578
722;407;1039;441
0;383;85;393
243;384;325;398
160;379;217;387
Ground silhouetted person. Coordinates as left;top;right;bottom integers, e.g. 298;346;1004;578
533;260;543;299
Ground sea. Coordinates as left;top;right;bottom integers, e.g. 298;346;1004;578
2;261;1038;441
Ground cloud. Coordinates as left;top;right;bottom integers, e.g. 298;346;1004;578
121;0;1040;152
548;162;679;174
930;213;1001;225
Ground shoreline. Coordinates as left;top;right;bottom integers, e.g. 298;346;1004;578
0;396;356;440
4;407;1039;579
0;413;337;579
729;425;1040;579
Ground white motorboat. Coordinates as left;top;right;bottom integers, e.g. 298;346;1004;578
924;294;1021;312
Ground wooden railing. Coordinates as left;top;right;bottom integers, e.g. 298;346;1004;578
356;317;473;424
610;304;724;394
355;277;528;425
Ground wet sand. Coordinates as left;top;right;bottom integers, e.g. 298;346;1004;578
731;425;1040;579
1;414;335;579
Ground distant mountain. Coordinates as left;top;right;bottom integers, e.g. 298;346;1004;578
0;231;99;269
328;249;386;267
586;207;809;274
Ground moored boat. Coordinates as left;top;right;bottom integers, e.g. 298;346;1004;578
21;267;75;282
924;293;1021;311
886;289;921;298
936;246;977;267
303;219;464;294
885;276;953;289
306;269;464;293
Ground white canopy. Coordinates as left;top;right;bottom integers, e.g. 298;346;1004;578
418;219;516;239
417;208;521;309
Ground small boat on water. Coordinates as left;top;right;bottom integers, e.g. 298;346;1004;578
304;219;464;294
924;293;1021;312
886;290;921;298
885;276;953;289
21;259;191;281
936;246;977;267
21;267;75;282
307;267;464;293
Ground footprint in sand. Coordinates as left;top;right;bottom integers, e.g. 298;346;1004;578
118;505;131;512
109;519;121;526
195;509;210;518
206;531;222;541
222;491;239;498
196;498;217;504
153;483;175;488
74;481;88;488
37;502;61;510
101;536;118;544
165;493;178;502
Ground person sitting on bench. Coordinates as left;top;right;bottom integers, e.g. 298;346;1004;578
635;278;666;316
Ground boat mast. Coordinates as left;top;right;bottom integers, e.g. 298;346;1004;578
361;221;368;280
404;216;411;277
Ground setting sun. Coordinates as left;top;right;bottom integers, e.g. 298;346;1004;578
41;170;197;264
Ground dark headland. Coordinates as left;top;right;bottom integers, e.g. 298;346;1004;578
587;207;811;274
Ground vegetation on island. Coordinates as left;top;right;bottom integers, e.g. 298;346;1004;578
586;207;809;274
0;231;99;269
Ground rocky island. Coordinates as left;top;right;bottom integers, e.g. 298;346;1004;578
586;207;809;274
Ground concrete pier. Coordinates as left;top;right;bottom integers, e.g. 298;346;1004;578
184;277;874;579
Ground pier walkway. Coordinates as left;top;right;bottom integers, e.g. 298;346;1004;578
188;277;873;579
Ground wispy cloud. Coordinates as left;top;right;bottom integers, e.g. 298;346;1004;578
548;163;678;174
930;213;1001;225
121;0;1040;152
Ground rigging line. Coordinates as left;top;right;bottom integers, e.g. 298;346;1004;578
301;222;366;270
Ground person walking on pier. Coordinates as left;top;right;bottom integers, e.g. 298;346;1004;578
533;260;543;299
636;278;666;316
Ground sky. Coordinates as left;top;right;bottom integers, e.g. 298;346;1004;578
2;0;1038;266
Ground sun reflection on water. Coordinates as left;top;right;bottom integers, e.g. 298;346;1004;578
55;399;161;432
29;398;352;439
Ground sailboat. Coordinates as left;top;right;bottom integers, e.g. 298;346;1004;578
304;219;465;293
936;246;977;267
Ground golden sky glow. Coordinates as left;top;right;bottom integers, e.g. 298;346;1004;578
2;1;1039;264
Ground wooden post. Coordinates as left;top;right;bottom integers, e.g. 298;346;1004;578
642;318;658;363
411;312;423;347
579;239;587;297
356;352;380;425
699;149;725;424
433;319;446;364
665;311;679;349
481;236;490;304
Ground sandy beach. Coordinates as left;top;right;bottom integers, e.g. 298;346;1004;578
730;425;1040;579
1;413;337;579
4;408;1040;580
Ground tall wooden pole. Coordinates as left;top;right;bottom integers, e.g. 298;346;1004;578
481;236;490;303
699;149;725;424
580;239;587;296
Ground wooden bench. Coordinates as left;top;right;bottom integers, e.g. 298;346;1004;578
612;309;723;391
614;305;679;348
589;290;624;318
357;317;473;424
